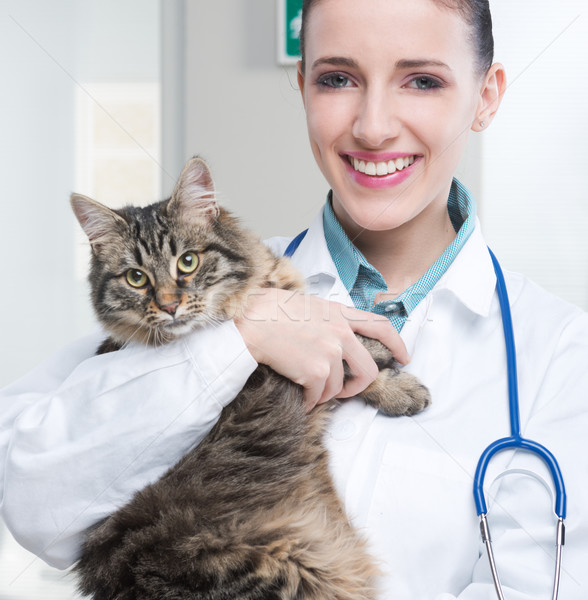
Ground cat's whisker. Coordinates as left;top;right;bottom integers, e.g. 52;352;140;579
197;314;223;329
149;325;166;349
121;318;155;349
153;328;165;349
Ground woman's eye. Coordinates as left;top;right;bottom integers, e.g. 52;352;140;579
409;76;442;90
318;73;351;89
126;269;148;288
177;251;199;275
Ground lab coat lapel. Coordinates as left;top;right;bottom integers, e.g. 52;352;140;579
400;219;497;357
287;208;354;306
438;218;497;318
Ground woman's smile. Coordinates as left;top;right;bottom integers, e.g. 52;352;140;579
343;153;419;189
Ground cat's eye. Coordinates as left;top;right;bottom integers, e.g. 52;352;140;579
126;269;148;288
177;251;199;275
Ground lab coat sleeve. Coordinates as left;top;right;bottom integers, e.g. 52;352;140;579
434;311;588;600
0;321;257;570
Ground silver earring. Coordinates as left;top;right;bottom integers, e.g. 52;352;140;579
480;120;486;128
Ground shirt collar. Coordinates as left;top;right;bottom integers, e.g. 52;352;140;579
280;186;496;319
322;192;370;291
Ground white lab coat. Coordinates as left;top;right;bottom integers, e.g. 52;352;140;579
1;208;588;599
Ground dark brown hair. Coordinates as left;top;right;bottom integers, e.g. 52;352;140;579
299;0;494;77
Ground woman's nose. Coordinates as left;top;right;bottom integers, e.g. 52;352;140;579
352;87;402;148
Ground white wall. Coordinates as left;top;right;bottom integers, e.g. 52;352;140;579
0;0;77;389
0;0;160;388
481;0;588;308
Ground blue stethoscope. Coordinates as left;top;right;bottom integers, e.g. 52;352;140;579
476;249;566;600
285;232;566;600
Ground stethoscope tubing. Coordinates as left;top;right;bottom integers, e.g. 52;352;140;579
473;435;566;518
474;249;567;520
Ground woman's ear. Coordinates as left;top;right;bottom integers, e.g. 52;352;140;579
472;63;507;132
297;60;306;108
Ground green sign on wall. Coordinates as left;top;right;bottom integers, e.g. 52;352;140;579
277;0;303;64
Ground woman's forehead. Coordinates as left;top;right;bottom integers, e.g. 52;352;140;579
304;0;473;69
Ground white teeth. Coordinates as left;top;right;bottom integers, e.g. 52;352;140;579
349;155;416;176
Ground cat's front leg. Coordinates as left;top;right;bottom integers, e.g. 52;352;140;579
348;334;431;416
96;337;123;355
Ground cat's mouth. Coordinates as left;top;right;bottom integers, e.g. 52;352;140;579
159;319;196;336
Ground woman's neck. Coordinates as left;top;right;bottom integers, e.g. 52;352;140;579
341;200;457;297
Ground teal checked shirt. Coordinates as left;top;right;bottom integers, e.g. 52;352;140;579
322;178;476;331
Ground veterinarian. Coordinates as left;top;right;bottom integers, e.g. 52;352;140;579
1;0;588;598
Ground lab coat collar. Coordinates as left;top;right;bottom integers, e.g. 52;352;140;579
286;209;496;318
434;217;497;318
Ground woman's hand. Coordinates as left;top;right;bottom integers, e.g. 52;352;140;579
235;288;409;411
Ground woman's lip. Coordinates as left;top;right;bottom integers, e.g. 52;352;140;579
345;151;418;162
341;154;421;189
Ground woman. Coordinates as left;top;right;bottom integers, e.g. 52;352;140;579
1;0;587;597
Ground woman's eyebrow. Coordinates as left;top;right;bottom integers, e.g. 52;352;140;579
311;57;452;71
311;57;359;70
395;58;452;71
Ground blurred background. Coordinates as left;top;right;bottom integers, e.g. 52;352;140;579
0;0;586;597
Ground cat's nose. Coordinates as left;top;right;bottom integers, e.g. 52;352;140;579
159;300;180;317
156;290;182;316
159;300;180;316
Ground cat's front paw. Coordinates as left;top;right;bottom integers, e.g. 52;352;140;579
362;369;430;417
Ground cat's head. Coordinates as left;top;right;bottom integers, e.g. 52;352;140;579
71;157;255;346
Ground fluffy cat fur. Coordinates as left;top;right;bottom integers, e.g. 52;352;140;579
70;157;430;600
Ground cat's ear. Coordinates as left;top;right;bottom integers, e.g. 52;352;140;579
70;193;126;250
169;157;219;222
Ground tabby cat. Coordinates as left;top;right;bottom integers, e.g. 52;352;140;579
71;157;430;600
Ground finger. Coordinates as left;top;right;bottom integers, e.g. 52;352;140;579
343;308;410;365
336;341;379;399
303;384;325;413
303;352;345;412
315;358;345;406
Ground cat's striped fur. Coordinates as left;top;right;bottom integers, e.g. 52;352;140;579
71;157;430;599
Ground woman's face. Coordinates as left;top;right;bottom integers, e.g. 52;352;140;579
298;0;498;237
